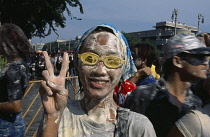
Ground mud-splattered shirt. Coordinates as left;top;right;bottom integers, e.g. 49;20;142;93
0;59;30;102
176;104;210;137
58;99;156;137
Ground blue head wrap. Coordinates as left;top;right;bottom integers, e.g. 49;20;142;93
74;24;137;82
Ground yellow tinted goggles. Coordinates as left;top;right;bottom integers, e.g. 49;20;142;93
78;53;125;69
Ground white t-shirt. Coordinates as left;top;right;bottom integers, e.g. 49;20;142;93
176;104;210;137
58;99;156;137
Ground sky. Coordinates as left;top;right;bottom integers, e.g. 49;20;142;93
31;0;210;44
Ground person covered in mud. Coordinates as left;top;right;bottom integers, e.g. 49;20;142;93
37;24;156;137
124;34;210;137
167;71;210;136
0;24;32;136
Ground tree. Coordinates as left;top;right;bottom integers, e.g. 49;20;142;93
123;32;161;57
123;32;141;50
0;0;83;39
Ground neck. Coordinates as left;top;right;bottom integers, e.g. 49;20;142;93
80;92;118;123
165;72;191;110
165;72;191;97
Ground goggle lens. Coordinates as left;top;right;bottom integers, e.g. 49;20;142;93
78;53;125;68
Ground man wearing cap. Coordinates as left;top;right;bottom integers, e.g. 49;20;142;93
123;34;210;137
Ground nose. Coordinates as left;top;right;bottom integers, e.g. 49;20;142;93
92;61;107;75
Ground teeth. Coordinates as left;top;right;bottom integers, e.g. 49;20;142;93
94;81;107;84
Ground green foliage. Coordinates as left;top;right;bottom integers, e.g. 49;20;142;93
123;32;141;50
0;56;7;70
143;39;161;57
1;0;83;39
123;32;161;57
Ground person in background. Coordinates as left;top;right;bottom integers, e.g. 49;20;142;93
49;52;56;71
114;43;157;106
124;34;210;137
152;57;161;80
37;24;156;137
55;52;62;74
129;43;157;86
68;52;75;76
190;32;210;104
167;33;210;137
168;67;210;137
0;24;32;136
196;32;210;47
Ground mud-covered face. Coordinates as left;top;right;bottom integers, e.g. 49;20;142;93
77;31;125;99
180;54;209;80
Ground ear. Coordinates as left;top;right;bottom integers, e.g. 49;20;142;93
173;56;182;68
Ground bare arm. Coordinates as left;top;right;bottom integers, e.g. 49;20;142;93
39;51;69;137
0;100;22;113
129;67;152;84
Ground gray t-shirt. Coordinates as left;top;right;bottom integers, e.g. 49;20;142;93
58;99;156;137
176;104;210;137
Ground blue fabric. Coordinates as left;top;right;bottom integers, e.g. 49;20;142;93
74;24;137;82
0;112;25;137
136;74;156;86
0;59;30;102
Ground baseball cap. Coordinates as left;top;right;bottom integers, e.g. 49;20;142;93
162;34;210;63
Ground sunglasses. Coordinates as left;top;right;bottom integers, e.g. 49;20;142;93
180;54;209;66
78;52;125;69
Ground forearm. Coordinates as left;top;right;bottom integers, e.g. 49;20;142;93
129;73;141;84
0;100;22;113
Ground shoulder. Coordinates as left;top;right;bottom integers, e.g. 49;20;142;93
124;82;158;104
8;60;28;72
128;110;156;136
123;82;159;114
117;107;156;137
130;82;158;99
175;108;210;137
128;110;153;127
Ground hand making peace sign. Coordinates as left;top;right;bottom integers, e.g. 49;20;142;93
39;51;69;116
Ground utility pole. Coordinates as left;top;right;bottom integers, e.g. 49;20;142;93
171;9;178;36
198;13;204;34
69;38;71;51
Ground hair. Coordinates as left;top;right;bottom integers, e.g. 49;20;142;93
0;23;33;60
197;32;210;47
162;58;173;79
133;43;156;67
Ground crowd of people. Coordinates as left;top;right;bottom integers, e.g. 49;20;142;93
27;51;76;80
1;22;210;137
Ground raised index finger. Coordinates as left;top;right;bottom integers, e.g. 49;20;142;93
59;52;69;77
43;51;54;76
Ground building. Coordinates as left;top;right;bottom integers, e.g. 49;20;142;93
33;43;45;52
128;21;198;50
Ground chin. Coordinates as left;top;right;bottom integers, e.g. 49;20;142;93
86;90;112;100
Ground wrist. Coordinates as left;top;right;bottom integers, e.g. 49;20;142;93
44;111;62;124
134;72;142;78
